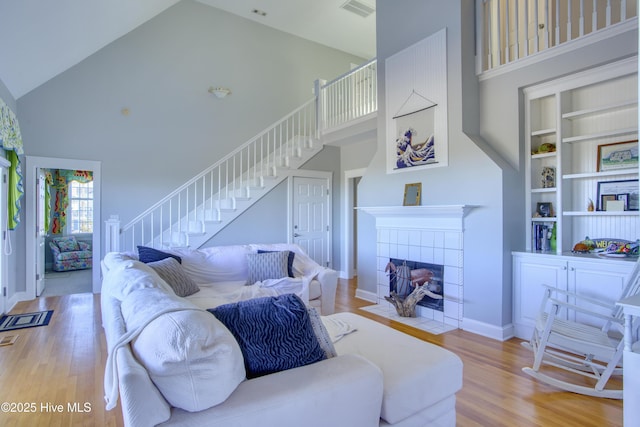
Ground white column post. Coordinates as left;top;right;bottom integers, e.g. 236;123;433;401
105;215;121;253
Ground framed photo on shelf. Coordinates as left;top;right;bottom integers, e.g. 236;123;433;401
597;179;639;211
617;193;629;210
402;182;422;206
597;140;638;172
600;194;617;211
536;202;552;217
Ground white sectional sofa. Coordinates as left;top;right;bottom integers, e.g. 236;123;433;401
168;243;337;315
101;243;463;426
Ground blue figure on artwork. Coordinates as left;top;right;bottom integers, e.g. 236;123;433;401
395;128;435;169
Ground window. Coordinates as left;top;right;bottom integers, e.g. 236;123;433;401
68;180;93;233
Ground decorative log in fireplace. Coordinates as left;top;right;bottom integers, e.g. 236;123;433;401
385;285;443;317
385;258;444;317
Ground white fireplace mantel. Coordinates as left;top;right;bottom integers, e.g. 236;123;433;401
357;205;473;231
358;204;473;329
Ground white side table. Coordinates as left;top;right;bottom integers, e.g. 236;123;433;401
617;294;640;427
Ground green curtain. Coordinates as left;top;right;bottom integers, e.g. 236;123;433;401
0;97;24;230
6;151;22;230
44;170;53;233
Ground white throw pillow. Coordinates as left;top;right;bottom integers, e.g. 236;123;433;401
171;246;251;284
121;288;245;412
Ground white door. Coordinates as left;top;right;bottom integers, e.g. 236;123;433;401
292;176;330;267
35;169;46;296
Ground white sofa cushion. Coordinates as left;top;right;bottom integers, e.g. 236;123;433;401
308;279;322;300
102;253;175;300
171;246;250;284
121;287;245;412
328;312;463;424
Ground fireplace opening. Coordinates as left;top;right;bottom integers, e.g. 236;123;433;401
387;258;444;312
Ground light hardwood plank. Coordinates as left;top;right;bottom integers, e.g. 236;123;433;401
0;294;122;426
0;278;624;426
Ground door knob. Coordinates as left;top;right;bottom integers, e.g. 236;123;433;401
294;233;301;237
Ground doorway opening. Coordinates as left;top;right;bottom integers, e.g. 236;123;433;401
342;168;365;279
26;156;101;299
42;170;95;296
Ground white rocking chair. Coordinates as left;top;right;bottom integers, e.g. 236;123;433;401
522;258;640;399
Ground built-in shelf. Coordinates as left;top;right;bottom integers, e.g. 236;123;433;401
562;127;638;144
531;152;557;160
562;100;637;120
530;217;557;222
531;128;556;137
563;169;639;180
563;211;639;216
531;187;556;193
524;57;638;254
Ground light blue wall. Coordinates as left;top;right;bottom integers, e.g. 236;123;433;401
14;1;365;287
0;78;16;111
358;0;505;334
204;180;289;246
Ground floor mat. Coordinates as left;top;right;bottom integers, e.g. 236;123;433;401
0;310;54;332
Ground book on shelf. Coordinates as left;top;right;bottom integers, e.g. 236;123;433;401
532;222;554;252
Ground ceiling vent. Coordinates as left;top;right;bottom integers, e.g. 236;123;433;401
340;0;375;18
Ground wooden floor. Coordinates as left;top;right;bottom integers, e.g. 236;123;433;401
0;279;623;426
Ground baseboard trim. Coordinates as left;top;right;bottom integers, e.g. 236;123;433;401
6;291;29;313
355;289;377;303
462;318;515;342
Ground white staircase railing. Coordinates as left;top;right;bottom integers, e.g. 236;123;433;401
476;0;637;74
120;98;318;251
319;59;377;131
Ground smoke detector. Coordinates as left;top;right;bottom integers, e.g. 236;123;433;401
340;0;375;18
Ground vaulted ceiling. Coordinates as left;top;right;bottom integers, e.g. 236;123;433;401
0;0;376;100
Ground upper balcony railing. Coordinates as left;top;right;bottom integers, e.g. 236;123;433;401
318;58;377;131
476;0;637;76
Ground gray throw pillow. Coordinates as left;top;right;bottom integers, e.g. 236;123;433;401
246;251;290;285
147;257;200;297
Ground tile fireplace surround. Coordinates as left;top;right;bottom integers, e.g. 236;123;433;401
358;205;470;334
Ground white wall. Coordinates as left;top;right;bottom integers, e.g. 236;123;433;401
14;1;365;292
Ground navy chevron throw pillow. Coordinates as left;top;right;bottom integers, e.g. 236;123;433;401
209;294;326;379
